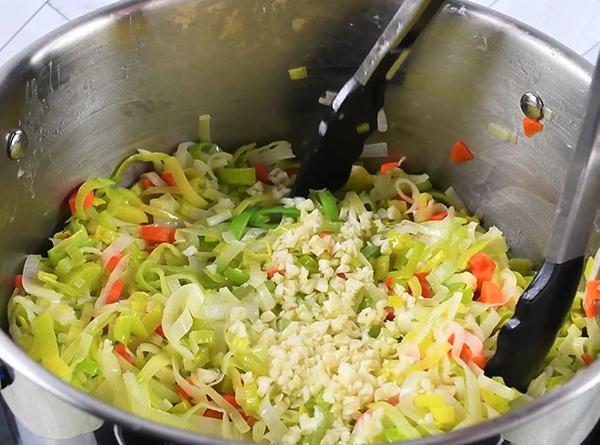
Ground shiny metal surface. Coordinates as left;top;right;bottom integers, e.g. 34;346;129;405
0;0;599;444
5;130;27;161
355;0;444;86
546;51;600;263
520;91;544;121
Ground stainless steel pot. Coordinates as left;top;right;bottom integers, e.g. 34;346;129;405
1;1;599;444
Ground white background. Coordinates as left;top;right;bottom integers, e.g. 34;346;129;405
0;0;599;67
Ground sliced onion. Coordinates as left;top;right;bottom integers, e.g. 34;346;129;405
259;398;288;441
501;268;518;304
144;171;167;187
361;142;388;158
463;329;484;356
22;255;62;302
94;254;129;310
318;90;337;106
175;142;195;168
394;178;419;208
207;210;232;227
377;109;388;132
162;284;196;359
101;235;133;268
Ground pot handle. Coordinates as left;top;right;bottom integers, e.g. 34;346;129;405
0;359;14;388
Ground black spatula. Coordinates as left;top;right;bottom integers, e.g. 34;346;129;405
485;56;600;391
291;0;446;197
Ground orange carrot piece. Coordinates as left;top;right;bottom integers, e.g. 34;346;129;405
429;211;448;221
415;272;433;298
105;279;125;304
161;172;177;187
106;253;122;272
469;253;496;289
583;280;600;318
380;162;398;174
68;190;94;214
254;163;271;184
450;140;475;163
522;117;544;137
479;280;504;305
114;343;135;364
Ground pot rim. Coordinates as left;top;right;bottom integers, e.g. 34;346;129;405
0;1;597;444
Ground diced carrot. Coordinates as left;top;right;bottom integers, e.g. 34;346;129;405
479;280;504;305
155;325;165;337
522;117;544;137
429;211;448;221
69;190;94;214
139;177;153;189
140;225;176;244
380;162;398;174
448;334;487;367
385;276;395;290
469;253;496;289
203;409;224;419
177;384;192;400
583;280;600;318
582;353;594;366
319;232;331;239
222;393;240;408
266;266;284;279
114;343;135;364
462;347;487;368
106;253;122;272
14;274;23;290
254;163;271;184
105;279;125;304
385;307;395;321
285;166;299;177
387;395;400;406
161;172;177;187
450;140;475;163
337;272;348;281
415;272;433;298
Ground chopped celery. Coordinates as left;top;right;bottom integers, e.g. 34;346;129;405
189;142;218;159
216;167;256;186
112;151;169;182
358;295;374;313
241;381;260;416
113;315;149;344
76;358;99;377
361;244;381;259
229;208;256;240
508;257;533;276
249;206;300;229
189;329;214;345
374;255;390;281
298;254;319;273
315;190;339;221
64;263;102;292
223;267;250;285
342;165;374;193
48;230;92;266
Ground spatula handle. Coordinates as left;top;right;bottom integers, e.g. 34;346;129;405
353;0;446;88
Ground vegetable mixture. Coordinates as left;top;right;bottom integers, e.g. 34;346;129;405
8;130;600;444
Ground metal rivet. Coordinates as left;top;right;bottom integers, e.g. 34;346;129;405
520;92;544;120
6;129;27;160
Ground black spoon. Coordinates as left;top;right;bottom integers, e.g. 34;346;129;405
485;57;600;391
291;0;446;197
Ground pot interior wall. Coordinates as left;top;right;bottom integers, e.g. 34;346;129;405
0;0;596;326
